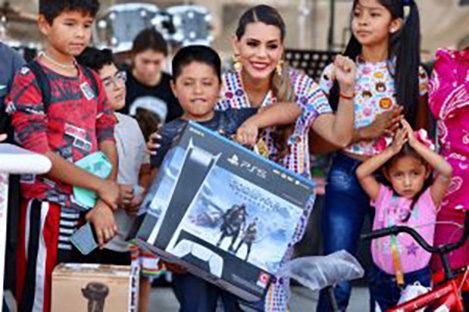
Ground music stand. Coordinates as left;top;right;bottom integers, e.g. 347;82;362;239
285;49;338;81
0;144;51;305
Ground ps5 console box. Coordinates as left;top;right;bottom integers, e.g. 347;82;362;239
129;122;315;302
51;263;139;312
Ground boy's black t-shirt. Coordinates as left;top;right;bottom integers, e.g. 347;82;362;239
121;70;183;122
151;108;257;168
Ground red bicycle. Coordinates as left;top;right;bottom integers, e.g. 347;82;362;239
361;212;468;311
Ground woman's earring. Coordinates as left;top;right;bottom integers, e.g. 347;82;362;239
233;55;242;72
276;60;284;77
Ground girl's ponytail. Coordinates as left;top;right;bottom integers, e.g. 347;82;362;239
394;0;421;127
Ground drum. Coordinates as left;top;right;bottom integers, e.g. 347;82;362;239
166;5;213;47
93;3;163;52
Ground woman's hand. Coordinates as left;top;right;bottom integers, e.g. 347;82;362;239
0;133;7;142
235;120;259;146
359;107;403;140
334;55;356;95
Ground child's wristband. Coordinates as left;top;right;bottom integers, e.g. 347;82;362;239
340;93;354;101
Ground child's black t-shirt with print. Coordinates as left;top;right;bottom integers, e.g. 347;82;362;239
122;70;183;123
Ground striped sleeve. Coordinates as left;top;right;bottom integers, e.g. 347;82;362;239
292;72;333;129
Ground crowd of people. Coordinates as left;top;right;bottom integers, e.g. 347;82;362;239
0;0;468;311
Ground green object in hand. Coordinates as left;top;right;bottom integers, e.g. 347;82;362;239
73;151;112;209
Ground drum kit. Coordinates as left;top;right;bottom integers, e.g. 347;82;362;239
93;3;214;53
0;1;213;57
0;1;37;42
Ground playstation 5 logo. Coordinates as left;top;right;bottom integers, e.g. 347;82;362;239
227;154;267;179
227;154;240;166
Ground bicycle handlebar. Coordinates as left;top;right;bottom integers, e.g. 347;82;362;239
361;212;468;255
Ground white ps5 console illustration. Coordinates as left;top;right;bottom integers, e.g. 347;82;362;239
148;139;222;267
171;239;223;278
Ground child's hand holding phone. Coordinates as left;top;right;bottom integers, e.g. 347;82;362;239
85;200;117;248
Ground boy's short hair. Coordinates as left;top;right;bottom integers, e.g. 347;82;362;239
40;0;100;25
132;28;168;56
172;45;222;82
77;47;114;72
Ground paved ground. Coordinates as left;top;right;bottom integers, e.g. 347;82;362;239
149;285;370;311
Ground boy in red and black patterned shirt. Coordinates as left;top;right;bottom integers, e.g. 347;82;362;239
6;1;120;311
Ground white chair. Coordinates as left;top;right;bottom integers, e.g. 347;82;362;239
0;144;51;306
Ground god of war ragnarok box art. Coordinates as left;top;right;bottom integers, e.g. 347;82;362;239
129;122;315;301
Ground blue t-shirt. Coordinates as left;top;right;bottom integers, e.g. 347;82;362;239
151;108;257;168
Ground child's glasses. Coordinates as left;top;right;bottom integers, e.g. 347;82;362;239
102;71;127;90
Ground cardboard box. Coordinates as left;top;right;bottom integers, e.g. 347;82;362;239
51;263;139;312
129;122;315;302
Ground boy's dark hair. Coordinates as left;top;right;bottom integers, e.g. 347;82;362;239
172;45;222;82
330;0;421;128
76;47;114;72
132;28;168;56
384;142;432;222
39;0;100;25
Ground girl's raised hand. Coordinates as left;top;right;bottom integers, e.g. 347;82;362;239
400;119;416;146
390;128;407;154
334;55;356;94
